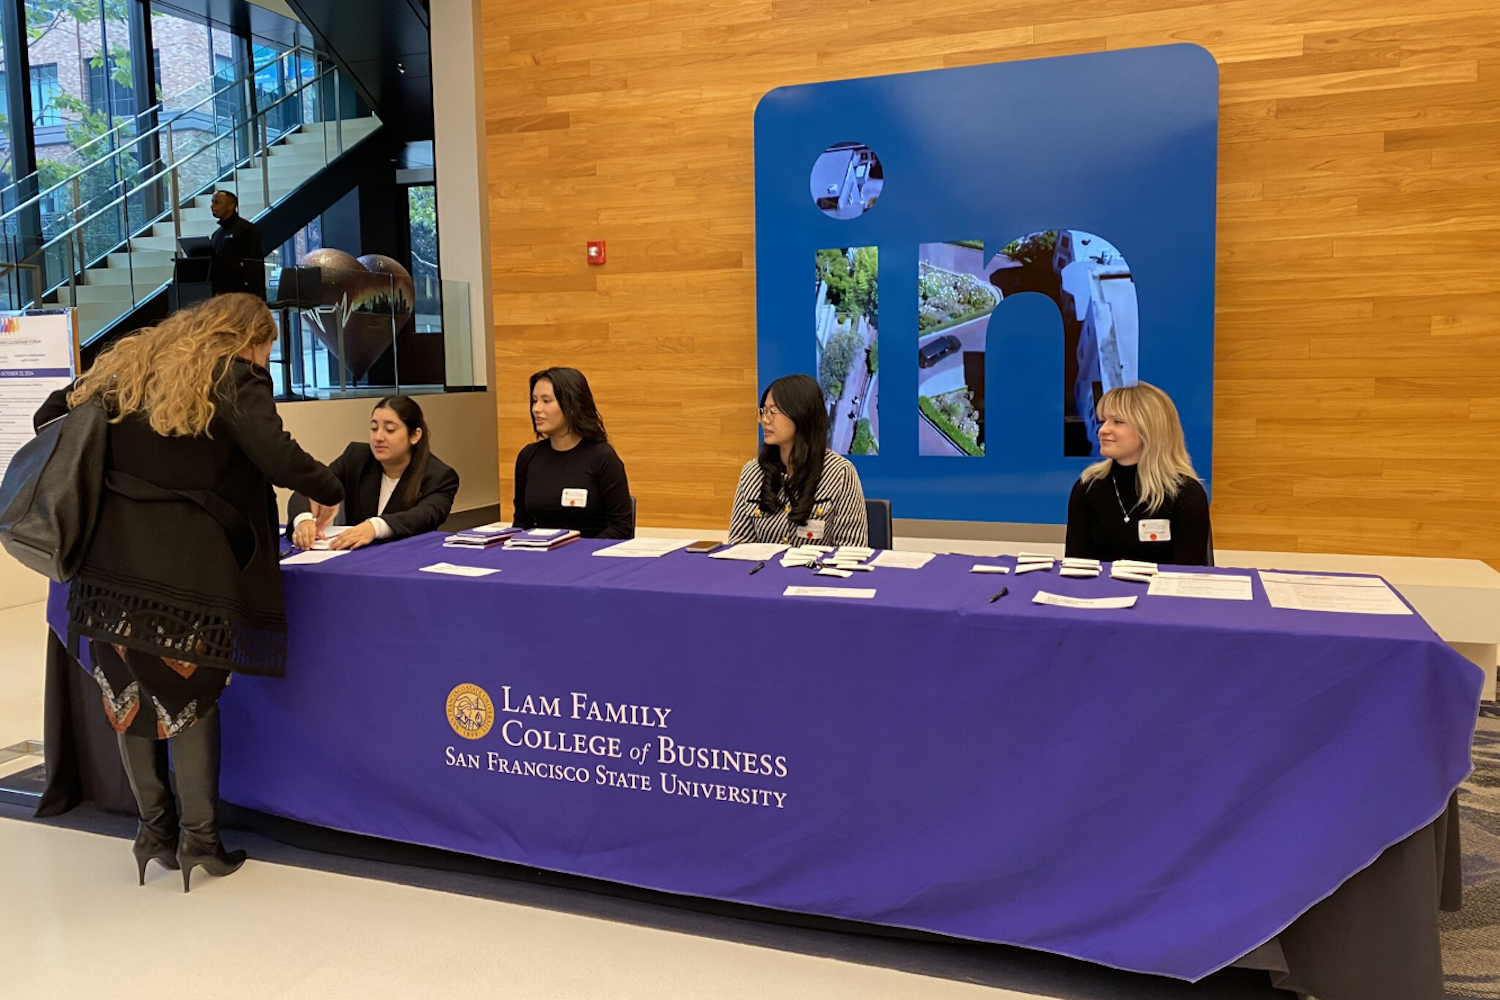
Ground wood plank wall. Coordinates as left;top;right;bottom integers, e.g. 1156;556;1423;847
482;0;1500;565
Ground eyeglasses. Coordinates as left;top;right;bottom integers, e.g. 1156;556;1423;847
757;405;784;422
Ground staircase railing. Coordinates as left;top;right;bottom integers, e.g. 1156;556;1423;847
0;53;366;332
0;45;306;217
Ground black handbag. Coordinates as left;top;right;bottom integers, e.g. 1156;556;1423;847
0;398;107;582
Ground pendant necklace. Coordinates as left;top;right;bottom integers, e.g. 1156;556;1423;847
1111;472;1134;523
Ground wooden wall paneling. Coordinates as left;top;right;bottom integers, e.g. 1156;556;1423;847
485;0;1500;566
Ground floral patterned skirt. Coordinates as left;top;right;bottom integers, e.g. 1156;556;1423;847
89;639;230;740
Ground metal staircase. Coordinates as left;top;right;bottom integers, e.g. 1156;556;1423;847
0;46;380;343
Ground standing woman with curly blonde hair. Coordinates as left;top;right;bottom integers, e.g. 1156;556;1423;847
64;293;343;890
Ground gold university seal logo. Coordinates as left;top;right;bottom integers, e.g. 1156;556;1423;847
446;683;494;740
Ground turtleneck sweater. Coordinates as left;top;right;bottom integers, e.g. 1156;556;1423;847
1064;461;1212;566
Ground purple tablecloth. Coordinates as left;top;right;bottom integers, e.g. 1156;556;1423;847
78;537;1480;980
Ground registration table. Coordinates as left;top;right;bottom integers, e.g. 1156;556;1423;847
48;536;1483;998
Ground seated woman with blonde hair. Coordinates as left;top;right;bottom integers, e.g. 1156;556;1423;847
1065;382;1212;566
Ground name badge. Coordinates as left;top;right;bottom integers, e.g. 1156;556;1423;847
799;519;827;542
561;488;589;508
1138;518;1171;543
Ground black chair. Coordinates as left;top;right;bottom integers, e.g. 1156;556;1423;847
1204;522;1215;567
630;496;637;536
865;498;893;549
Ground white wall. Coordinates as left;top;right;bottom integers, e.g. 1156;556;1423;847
431;0;496;389
284;0;501;515
274;390;499;519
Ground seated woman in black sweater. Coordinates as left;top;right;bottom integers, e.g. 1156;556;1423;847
1065;382;1212;566
288;395;460;550
513;367;633;539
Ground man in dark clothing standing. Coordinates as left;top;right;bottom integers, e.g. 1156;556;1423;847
209;190;265;298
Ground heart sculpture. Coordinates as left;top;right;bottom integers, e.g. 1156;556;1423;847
296;249;416;380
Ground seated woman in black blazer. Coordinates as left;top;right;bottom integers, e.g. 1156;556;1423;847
288;395;460;550
1065;382;1212;566
513;367;633;539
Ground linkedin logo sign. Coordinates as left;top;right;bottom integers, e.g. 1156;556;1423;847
754;45;1218;523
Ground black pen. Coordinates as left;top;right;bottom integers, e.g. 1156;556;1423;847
988;587;1009;603
748;561;766;575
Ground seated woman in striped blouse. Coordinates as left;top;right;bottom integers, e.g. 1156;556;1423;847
728;374;868;548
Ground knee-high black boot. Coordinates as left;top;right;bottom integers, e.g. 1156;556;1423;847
116;732;180;884
170;708;246;892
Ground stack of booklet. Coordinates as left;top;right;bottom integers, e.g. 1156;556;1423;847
503;528;581;551
443;523;521;549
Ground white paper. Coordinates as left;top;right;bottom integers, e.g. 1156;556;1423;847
1032;591;1137;610
593;538;694;559
1059;567;1100;578
783;586;876;599
1260;571;1389;587
1014;563;1053;575
1061;558;1102;569
419;562;501;578
0;311;75;482
521;528;566;538
1113;560;1158;572
306;524;352;550
780;551;821;566
970;564;1011;574
869;550;935;570
835;546;875;559
1259;571;1412;615
1110;570;1155;584
1148;572;1254;601
709;543;789;562
1018;551;1058;560
816;567;853;578
281;549;349;566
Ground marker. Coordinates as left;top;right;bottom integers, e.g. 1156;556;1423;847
748;561;765;575
988;587;1010;603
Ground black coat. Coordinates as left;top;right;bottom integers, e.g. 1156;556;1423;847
61;360;343;677
211;213;263;260
286;442;459;541
33;385;70;430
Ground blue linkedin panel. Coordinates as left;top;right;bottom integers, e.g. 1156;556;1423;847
754;44;1218;523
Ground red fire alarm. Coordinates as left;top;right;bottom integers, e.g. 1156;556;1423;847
587;240;606;265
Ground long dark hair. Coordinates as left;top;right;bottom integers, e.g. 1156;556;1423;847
529;367;607;443
373;395;431;510
757;374;829;525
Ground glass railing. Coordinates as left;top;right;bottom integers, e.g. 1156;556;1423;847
0;58;371;339
0;46;318;220
248;263;474;399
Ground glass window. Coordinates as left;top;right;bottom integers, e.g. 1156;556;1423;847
211;52;235;123
26;0;138;266
153;8;222;201
27;0;137;164
31;64;60;126
0;20;8;192
151;9;213;107
86;53;133;119
252;42;297;138
407;186;440;333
